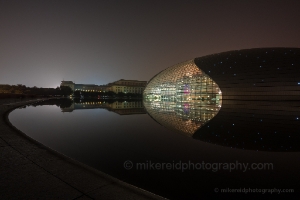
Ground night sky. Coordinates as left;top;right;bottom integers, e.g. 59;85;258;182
1;0;300;88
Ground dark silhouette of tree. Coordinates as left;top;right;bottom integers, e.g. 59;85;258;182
59;86;73;96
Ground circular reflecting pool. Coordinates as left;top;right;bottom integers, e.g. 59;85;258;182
9;98;300;198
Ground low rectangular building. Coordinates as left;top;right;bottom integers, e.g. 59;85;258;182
107;79;147;94
60;79;147;94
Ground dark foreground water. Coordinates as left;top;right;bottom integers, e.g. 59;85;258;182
9;98;300;199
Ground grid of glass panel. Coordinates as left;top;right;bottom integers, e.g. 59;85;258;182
143;59;222;136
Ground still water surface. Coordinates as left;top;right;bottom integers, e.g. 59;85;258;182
9;99;300;199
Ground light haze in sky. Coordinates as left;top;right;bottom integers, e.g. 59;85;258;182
1;0;300;88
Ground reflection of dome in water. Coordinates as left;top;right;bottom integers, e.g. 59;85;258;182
143;100;221;136
143;59;222;136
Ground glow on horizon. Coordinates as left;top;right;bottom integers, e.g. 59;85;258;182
1;1;300;88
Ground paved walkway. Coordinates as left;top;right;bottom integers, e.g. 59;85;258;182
0;99;165;199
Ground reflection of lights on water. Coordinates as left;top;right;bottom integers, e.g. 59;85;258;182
183;103;190;114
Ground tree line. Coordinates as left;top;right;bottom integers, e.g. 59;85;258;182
0;84;73;97
0;84;143;99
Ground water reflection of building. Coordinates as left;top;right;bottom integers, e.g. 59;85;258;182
144;100;220;137
192;100;300;152
60;100;146;115
144;99;300;152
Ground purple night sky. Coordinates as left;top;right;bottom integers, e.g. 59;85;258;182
1;0;300;88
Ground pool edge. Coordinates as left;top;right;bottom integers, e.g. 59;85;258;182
0;98;166;199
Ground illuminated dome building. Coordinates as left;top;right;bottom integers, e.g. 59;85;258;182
143;60;222;136
145;47;300;101
143;48;300;151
